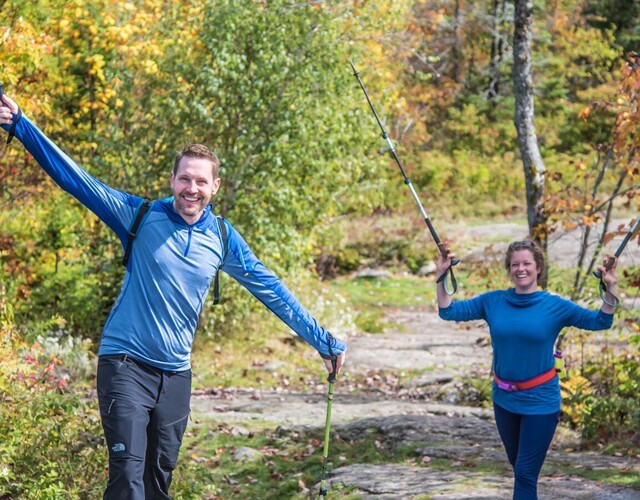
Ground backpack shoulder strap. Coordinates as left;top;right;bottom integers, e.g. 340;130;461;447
213;216;229;305
122;199;152;267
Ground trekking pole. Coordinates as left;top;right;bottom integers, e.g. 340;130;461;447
318;359;337;498
349;61;459;295
592;214;640;307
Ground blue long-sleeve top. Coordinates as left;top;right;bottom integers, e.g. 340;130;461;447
3;114;345;371
439;289;613;414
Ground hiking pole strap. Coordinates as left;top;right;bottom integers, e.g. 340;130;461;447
436;264;458;296
591;215;639;307
598;279;619;308
592;255;619;307
6;108;21;144
328;357;338;384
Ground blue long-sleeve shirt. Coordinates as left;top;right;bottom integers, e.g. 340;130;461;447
3;114;345;371
439;289;613;414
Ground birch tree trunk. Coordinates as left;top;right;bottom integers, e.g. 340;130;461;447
513;0;548;286
488;0;508;101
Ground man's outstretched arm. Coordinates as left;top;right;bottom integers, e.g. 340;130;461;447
0;91;138;241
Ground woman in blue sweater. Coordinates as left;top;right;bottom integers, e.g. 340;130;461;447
436;240;618;500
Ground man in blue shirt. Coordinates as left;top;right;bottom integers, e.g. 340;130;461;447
1;92;346;499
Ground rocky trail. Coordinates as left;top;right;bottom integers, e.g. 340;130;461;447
190;221;640;499
191;308;640;499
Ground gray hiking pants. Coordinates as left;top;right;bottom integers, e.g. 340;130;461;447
97;354;191;500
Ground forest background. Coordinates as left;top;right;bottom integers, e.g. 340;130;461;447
0;0;639;497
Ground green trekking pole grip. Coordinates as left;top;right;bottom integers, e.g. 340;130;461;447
318;359;338;498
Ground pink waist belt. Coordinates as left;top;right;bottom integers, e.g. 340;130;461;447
494;367;557;392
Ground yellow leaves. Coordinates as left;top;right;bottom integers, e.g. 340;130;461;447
85;54;106;81
578;106;591;121
142;59;159;76
581;214;600;226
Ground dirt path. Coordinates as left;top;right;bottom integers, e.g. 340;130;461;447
191;308;640;499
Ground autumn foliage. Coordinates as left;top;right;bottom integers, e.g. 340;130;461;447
0;0;639;493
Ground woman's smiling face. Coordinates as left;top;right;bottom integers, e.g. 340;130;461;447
509;249;539;293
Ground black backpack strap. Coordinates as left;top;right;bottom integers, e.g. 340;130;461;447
122;199;152;267
213;216;229;305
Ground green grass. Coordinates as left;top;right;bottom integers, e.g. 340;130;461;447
329;275;438;309
327;275;438;333
175;416;640;498
545;462;640;490
176;419;420;499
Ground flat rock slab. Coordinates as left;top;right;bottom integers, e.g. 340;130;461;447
348;310;491;373
326;463;640;499
191;391;492;428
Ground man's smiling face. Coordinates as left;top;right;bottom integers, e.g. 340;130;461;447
170;156;221;225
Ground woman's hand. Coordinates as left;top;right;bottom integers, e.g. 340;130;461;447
598;255;619;313
436;245;455;308
435;246;455;282
598;255;618;291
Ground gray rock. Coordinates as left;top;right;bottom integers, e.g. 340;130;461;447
417;261;437;276
356;268;392;279
231;446;263;462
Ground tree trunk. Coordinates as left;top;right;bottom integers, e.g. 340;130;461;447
513;0;548;287
487;0;508;100
451;0;462;83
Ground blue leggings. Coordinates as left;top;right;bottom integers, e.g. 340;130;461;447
493;403;560;500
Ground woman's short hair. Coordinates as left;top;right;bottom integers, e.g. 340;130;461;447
505;240;546;276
